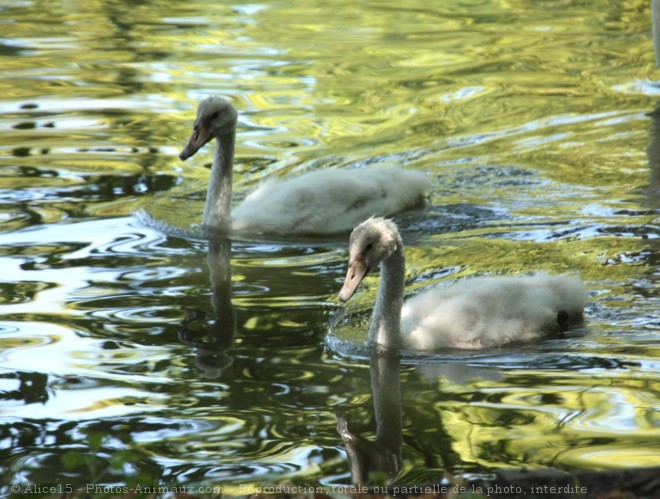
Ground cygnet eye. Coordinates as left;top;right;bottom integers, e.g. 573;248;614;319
365;243;373;251
210;111;220;121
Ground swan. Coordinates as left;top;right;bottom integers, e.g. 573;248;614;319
179;96;428;235
338;217;588;351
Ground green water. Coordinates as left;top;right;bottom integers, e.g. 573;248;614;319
0;0;658;494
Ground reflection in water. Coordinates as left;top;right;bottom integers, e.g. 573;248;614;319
643;0;660;299
0;0;658;491
337;349;401;486
179;235;236;378
646;104;660;210
648;0;660;213
336;352;508;487
416;361;503;385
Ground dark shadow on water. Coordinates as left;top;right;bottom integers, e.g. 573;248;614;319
395;203;503;240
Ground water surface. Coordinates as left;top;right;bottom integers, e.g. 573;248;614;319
0;0;658;494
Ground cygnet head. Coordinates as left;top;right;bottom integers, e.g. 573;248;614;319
180;96;238;161
338;217;401;303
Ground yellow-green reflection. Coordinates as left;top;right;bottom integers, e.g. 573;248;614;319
0;0;657;492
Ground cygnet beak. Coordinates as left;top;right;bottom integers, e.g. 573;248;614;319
338;257;369;303
180;124;212;161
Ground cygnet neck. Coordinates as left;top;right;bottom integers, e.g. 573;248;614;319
369;242;405;351
203;131;235;229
